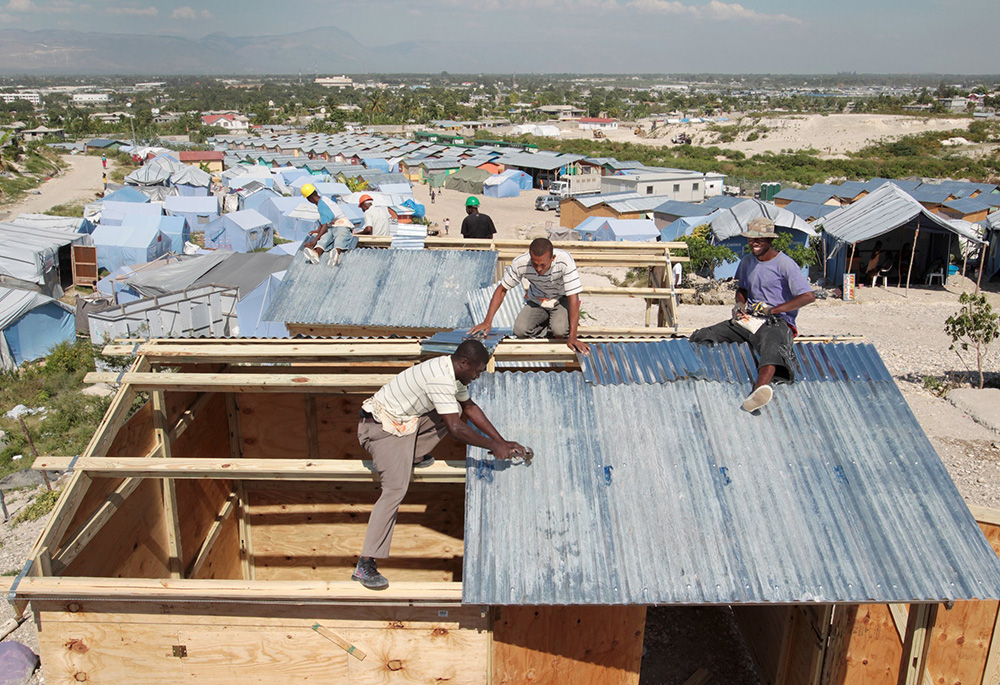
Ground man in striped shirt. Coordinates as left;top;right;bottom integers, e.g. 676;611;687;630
353;340;526;590
469;238;590;354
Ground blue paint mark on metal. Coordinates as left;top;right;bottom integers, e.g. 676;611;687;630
602;465;613;486
474;459;495;483
720;466;732;486
834;465;849;484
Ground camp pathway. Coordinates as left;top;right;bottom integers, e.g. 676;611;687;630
0;154;103;220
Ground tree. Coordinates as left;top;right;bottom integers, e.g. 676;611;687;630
678;225;737;278
944;292;999;389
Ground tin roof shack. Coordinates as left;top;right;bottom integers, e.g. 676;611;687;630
12;339;1000;685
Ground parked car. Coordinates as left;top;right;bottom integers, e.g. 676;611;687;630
535;195;561;211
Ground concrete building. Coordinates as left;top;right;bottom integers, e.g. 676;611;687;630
21;126;64;141
72;93;110;105
202;114;250;131
537;104;586;120
1;92;40;106
578;118;618;131
600;169;724;202
315;75;354;89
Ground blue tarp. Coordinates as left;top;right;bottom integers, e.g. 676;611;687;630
484;174;520;198
500;169;532;190
236;270;289;338
92;219;169;271
401;198;425;219
204;209;274;252
361;157;390;172
0;288;75;368
660;214;714;241
594;219;660;242
313;182;351;197
240;188;281;213
257;196;303;235
164;195;220;234
102;186;149;204
99;201;163;227
275;167;311;184
267;241;303;256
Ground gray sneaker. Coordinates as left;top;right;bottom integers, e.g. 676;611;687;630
351;557;389;590
414;456;435;468
741;384;773;413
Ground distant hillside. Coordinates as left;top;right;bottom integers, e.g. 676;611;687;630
0;27;484;75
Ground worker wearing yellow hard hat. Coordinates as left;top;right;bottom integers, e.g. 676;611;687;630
300;184;357;265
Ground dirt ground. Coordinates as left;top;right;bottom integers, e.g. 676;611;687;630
0;154;103;221
1;153;998;684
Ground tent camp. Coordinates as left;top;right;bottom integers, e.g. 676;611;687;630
573;217;659;242
124;164;171;187
236;270;289;338
483;174;521;198
204;209;274;252
819;182;986;288
659;214;714;242
444;166;492;194
500;168;532;190
0;286;75;369
9;213;94;235
238;185;280;213
171;165;212;196
124;251;292;302
257;196;303;238
101;186;149;204
280;203;320;241
0;222;93;296
92;218;169;271
99;201;163;227
164;195;220;234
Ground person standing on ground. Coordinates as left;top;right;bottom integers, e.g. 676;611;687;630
353;340;527;590
689;217;815;413
460;197;495;240
444;217;450;235
300;183;356;266
469;238;590;354
356;194;393;236
430;188;436;204
101;154;107;169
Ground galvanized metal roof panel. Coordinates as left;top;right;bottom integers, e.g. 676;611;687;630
263;249;497;329
463;368;1000;605
466;282;526;329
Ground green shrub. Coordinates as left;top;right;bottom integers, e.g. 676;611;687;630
678;234;737;278
13;488;61;525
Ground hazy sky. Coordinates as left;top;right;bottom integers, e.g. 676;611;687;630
1;0;998;74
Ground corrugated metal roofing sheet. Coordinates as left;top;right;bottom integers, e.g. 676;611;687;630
263;248;496;329
463;366;1000;605
466;282;526;329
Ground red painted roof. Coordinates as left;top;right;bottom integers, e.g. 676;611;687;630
179;151;225;162
579;117;617;123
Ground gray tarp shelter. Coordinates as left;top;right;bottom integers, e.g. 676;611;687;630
708;198;817;240
818;182;985;289
125;164;171;186
125;251;292;299
0;222;93;296
983;209;1000;282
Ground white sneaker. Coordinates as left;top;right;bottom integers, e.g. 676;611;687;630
741;385;773;413
303;247;319;264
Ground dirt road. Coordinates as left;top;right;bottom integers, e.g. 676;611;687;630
0;154;103;220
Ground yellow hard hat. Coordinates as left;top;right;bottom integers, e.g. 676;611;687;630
300;183;317;198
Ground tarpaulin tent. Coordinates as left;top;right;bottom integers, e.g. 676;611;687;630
483;174;520;198
594;219;660;242
151;215;188;254
171;165;212;197
204;210;274;252
258;196;303;237
164;195;220;234
92;217;169;271
984;209;1000;282
0;222;93;296
99;201;163;227
374;183;412;196
706;199;818;280
659;214;714;242
267;240;302;256
0;286;75;369
819;182;986;288
238;186;280;213
289;173;331;190
444;166;492;194
236;270;289;338
275;167;310;184
102;186;149;204
500;169;532;190
125;164;171;187
313;182;351;198
9;213;94;235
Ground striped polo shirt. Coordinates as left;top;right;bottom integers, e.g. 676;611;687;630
365;355;470;421
500;249;583;304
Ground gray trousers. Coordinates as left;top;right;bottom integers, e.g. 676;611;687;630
357;411;448;558
513;298;570;338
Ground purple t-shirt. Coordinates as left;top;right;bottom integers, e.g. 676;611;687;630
736;252;812;328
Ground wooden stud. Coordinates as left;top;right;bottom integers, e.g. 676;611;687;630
35;546;52;577
304;396;320;461
682;668;712;685
234;481;255;581
84;371;397;394
186;492;237;579
152;390;171;458
898;603;938;685
225;393;243;460
163;478;184;579
32;457;468;483
168;392;213;444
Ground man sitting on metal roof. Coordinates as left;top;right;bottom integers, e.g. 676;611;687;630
469;238;590;354
689;217;816;413
300;183;357;266
353;339;528;590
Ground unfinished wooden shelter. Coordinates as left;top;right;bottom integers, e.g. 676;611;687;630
9;338;1000;684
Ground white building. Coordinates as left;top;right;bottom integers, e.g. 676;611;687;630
72;93;110;105
202;114;250;131
1;92;40;106
315;75;354;89
601;169;724;202
578;117;619;131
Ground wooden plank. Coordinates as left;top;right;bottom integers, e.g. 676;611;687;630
312;622;367;660
17;576;465;603
971;505;1000;527
84;356;149;458
225;393;243;460
234;480;254;581
168;392;213;444
683;668;713;685
582;286;695;298
34;456;467;482
163;478;184;578
152;390;171;457
84;371;396;393
304;396;320;460
492;605;645;685
186;493;237;579
898;604;937;685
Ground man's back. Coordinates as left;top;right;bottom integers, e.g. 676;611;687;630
461;212;496;239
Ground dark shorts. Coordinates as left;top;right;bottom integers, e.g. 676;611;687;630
689;318;797;383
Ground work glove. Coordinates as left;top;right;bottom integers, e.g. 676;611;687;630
747;302;772;318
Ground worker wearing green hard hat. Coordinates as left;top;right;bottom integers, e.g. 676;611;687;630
461;196;495;239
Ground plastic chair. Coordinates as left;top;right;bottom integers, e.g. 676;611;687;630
926;269;945;285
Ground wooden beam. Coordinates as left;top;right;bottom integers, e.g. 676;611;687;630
304;396;320;460
234;481;254;581
14;576;465;603
32;457;468;483
969;505;1000;527
582;286;695;298
898;603;938;685
84;371;396;394
168;392;213;444
151;390;171;458
163;478;183;578
186;492;237;579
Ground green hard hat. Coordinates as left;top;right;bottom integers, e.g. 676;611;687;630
465;196;480;207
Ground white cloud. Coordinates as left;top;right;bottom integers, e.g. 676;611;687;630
105;5;157;16
627;0;803;24
5;0;37;11
171;6;211;19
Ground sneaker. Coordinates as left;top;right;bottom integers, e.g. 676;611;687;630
741;384;773;413
303;247;320;264
351;557;389;590
414;456;435;468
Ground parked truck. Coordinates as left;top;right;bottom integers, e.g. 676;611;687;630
548;174;602;198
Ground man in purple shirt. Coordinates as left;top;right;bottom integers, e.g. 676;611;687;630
689;217;816;412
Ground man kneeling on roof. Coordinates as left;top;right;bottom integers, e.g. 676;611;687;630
689;217;815;413
469;238;590;355
353;339;527;590
300;183;357;266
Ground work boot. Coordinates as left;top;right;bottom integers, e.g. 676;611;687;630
741;384;773;413
414;455;435;468
303;247;320;265
351;557;389;590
